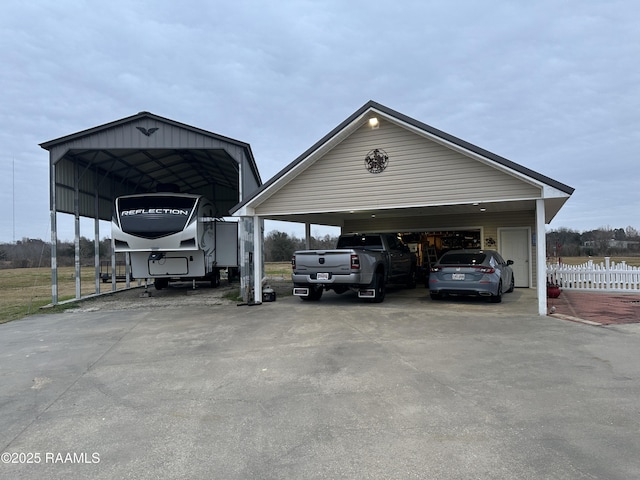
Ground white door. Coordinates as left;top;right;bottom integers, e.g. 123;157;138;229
499;228;530;287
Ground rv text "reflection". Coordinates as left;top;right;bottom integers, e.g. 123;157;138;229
121;209;189;216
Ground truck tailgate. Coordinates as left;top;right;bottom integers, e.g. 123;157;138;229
294;250;353;273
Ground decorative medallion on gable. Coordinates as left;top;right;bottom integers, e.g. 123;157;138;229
364;148;389;174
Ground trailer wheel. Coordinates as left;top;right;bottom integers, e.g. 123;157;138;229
154;278;168;290
211;269;221;288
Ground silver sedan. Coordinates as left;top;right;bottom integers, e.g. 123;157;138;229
428;249;515;303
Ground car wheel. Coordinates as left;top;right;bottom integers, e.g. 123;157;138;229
507;275;515;293
490;281;503;303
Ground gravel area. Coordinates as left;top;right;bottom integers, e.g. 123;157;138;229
65;278;294;313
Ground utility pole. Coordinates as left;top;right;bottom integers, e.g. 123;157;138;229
13;157;16;243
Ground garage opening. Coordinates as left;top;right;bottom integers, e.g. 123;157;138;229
399;230;482;280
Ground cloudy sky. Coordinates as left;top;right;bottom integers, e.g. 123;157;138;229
1;0;638;243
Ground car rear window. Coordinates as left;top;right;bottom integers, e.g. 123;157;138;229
440;253;486;265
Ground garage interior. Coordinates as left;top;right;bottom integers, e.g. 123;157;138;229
398;230;481;279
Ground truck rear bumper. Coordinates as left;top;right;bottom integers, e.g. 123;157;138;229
292;272;370;285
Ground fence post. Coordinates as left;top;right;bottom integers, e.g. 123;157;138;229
605;257;611;290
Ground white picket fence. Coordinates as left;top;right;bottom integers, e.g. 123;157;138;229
547;257;640;291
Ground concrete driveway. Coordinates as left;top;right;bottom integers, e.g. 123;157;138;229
1;287;639;479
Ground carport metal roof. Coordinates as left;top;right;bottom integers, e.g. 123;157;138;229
41;111;261;220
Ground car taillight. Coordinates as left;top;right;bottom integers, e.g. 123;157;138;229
350;254;360;270
477;266;495;274
291;255;296;270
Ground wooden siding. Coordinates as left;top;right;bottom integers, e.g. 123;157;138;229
256;119;541;215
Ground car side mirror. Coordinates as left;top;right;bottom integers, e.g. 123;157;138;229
507;260;514;265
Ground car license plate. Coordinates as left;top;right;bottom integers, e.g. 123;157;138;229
452;273;465;280
317;272;329;280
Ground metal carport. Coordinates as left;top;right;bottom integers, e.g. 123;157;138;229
40;112;261;304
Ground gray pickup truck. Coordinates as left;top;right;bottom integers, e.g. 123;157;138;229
291;233;417;303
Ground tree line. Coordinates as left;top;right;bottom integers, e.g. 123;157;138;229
546;226;640;257
1;226;639;269
0;232;339;269
0;237;113;269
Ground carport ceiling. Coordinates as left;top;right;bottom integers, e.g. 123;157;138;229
66;147;239;194
259;199;538;228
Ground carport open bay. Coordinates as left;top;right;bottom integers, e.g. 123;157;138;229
1;289;639;479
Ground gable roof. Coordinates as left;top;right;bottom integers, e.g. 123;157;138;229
232;100;573;215
41;111;262;219
40;111;261;184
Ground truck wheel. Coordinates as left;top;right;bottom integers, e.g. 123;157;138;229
301;285;323;301
368;272;386;303
406;267;417;289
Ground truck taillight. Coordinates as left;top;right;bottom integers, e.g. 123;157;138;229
291;255;296;270
351;254;360;269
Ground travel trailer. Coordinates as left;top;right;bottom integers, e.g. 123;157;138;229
112;193;238;289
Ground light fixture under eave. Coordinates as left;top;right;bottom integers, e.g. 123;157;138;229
368;117;379;129
480;207;486;212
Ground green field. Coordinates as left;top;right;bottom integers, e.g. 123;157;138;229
0;263;293;324
0;266;119;324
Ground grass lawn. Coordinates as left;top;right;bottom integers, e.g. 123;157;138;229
0;266;117;324
0;262;293;324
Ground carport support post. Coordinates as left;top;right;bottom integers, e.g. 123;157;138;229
305;223;311;249
535;199;547;315
74;161;81;299
50;161;58;305
253;216;262;304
